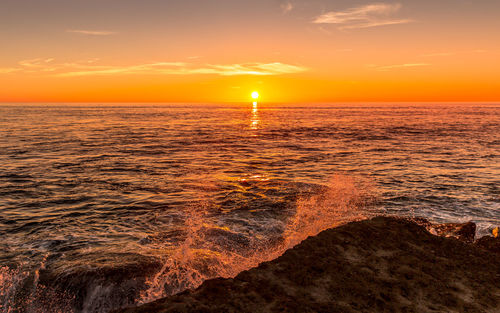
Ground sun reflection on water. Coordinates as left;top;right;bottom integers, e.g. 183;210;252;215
251;102;259;130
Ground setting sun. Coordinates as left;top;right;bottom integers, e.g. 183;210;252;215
251;91;259;100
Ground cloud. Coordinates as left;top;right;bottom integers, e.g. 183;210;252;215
281;2;294;14
0;68;20;74
67;29;116;36
56;62;308;77
18;58;55;68
3;58;308;77
1;59;57;73
252;62;306;75
57;62;188;77
313;3;412;29
198;63;306;76
370;63;430;71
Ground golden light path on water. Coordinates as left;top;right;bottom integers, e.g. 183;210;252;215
251;102;259;130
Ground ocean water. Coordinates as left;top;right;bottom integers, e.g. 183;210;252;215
0;103;499;312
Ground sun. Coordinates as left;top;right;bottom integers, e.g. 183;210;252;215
251;91;259;100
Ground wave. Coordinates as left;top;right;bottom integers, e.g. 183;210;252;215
139;174;377;303
1;174;377;313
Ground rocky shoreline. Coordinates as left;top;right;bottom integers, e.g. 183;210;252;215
114;216;500;313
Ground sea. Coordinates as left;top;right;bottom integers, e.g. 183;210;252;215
0;103;499;312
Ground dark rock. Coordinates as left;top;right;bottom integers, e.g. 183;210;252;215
38;253;163;312
113;217;500;313
408;217;477;243
408;217;433;228
429;221;476;243
476;236;500;255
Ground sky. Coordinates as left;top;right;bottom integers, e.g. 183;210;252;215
1;0;499;103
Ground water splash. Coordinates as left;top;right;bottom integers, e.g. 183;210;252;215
139;174;377;303
1;266;29;312
284;174;377;247
1;264;74;313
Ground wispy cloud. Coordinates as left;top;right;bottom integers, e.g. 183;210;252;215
0;68;20;74
196;63;307;76
3;59;307;77
56;62;307;77
0;59;53;74
369;63;430;71
67;29;116;36
52;62;187;77
313;3;412;29
281;1;294;14
18;58;55;68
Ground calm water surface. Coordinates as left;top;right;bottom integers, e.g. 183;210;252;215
0;103;499;312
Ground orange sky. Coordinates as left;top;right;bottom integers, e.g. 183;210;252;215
1;0;499;103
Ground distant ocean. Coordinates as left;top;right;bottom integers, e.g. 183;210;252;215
1;103;499;312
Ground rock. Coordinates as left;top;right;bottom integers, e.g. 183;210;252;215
408;217;433;228
455;222;477;243
476;236;500;255
113;217;500;313
38;253;163;312
408;217;477;243
429;221;476;243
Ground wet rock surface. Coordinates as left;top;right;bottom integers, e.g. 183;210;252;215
38;253;163;312
114;217;500;313
430;221;476;243
410;218;477;243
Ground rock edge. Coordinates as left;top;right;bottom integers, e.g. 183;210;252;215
114;217;500;313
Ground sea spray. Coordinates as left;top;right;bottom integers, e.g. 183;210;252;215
284;174;377;247
1;266;29;312
1;265;74;313
139;174;377;304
